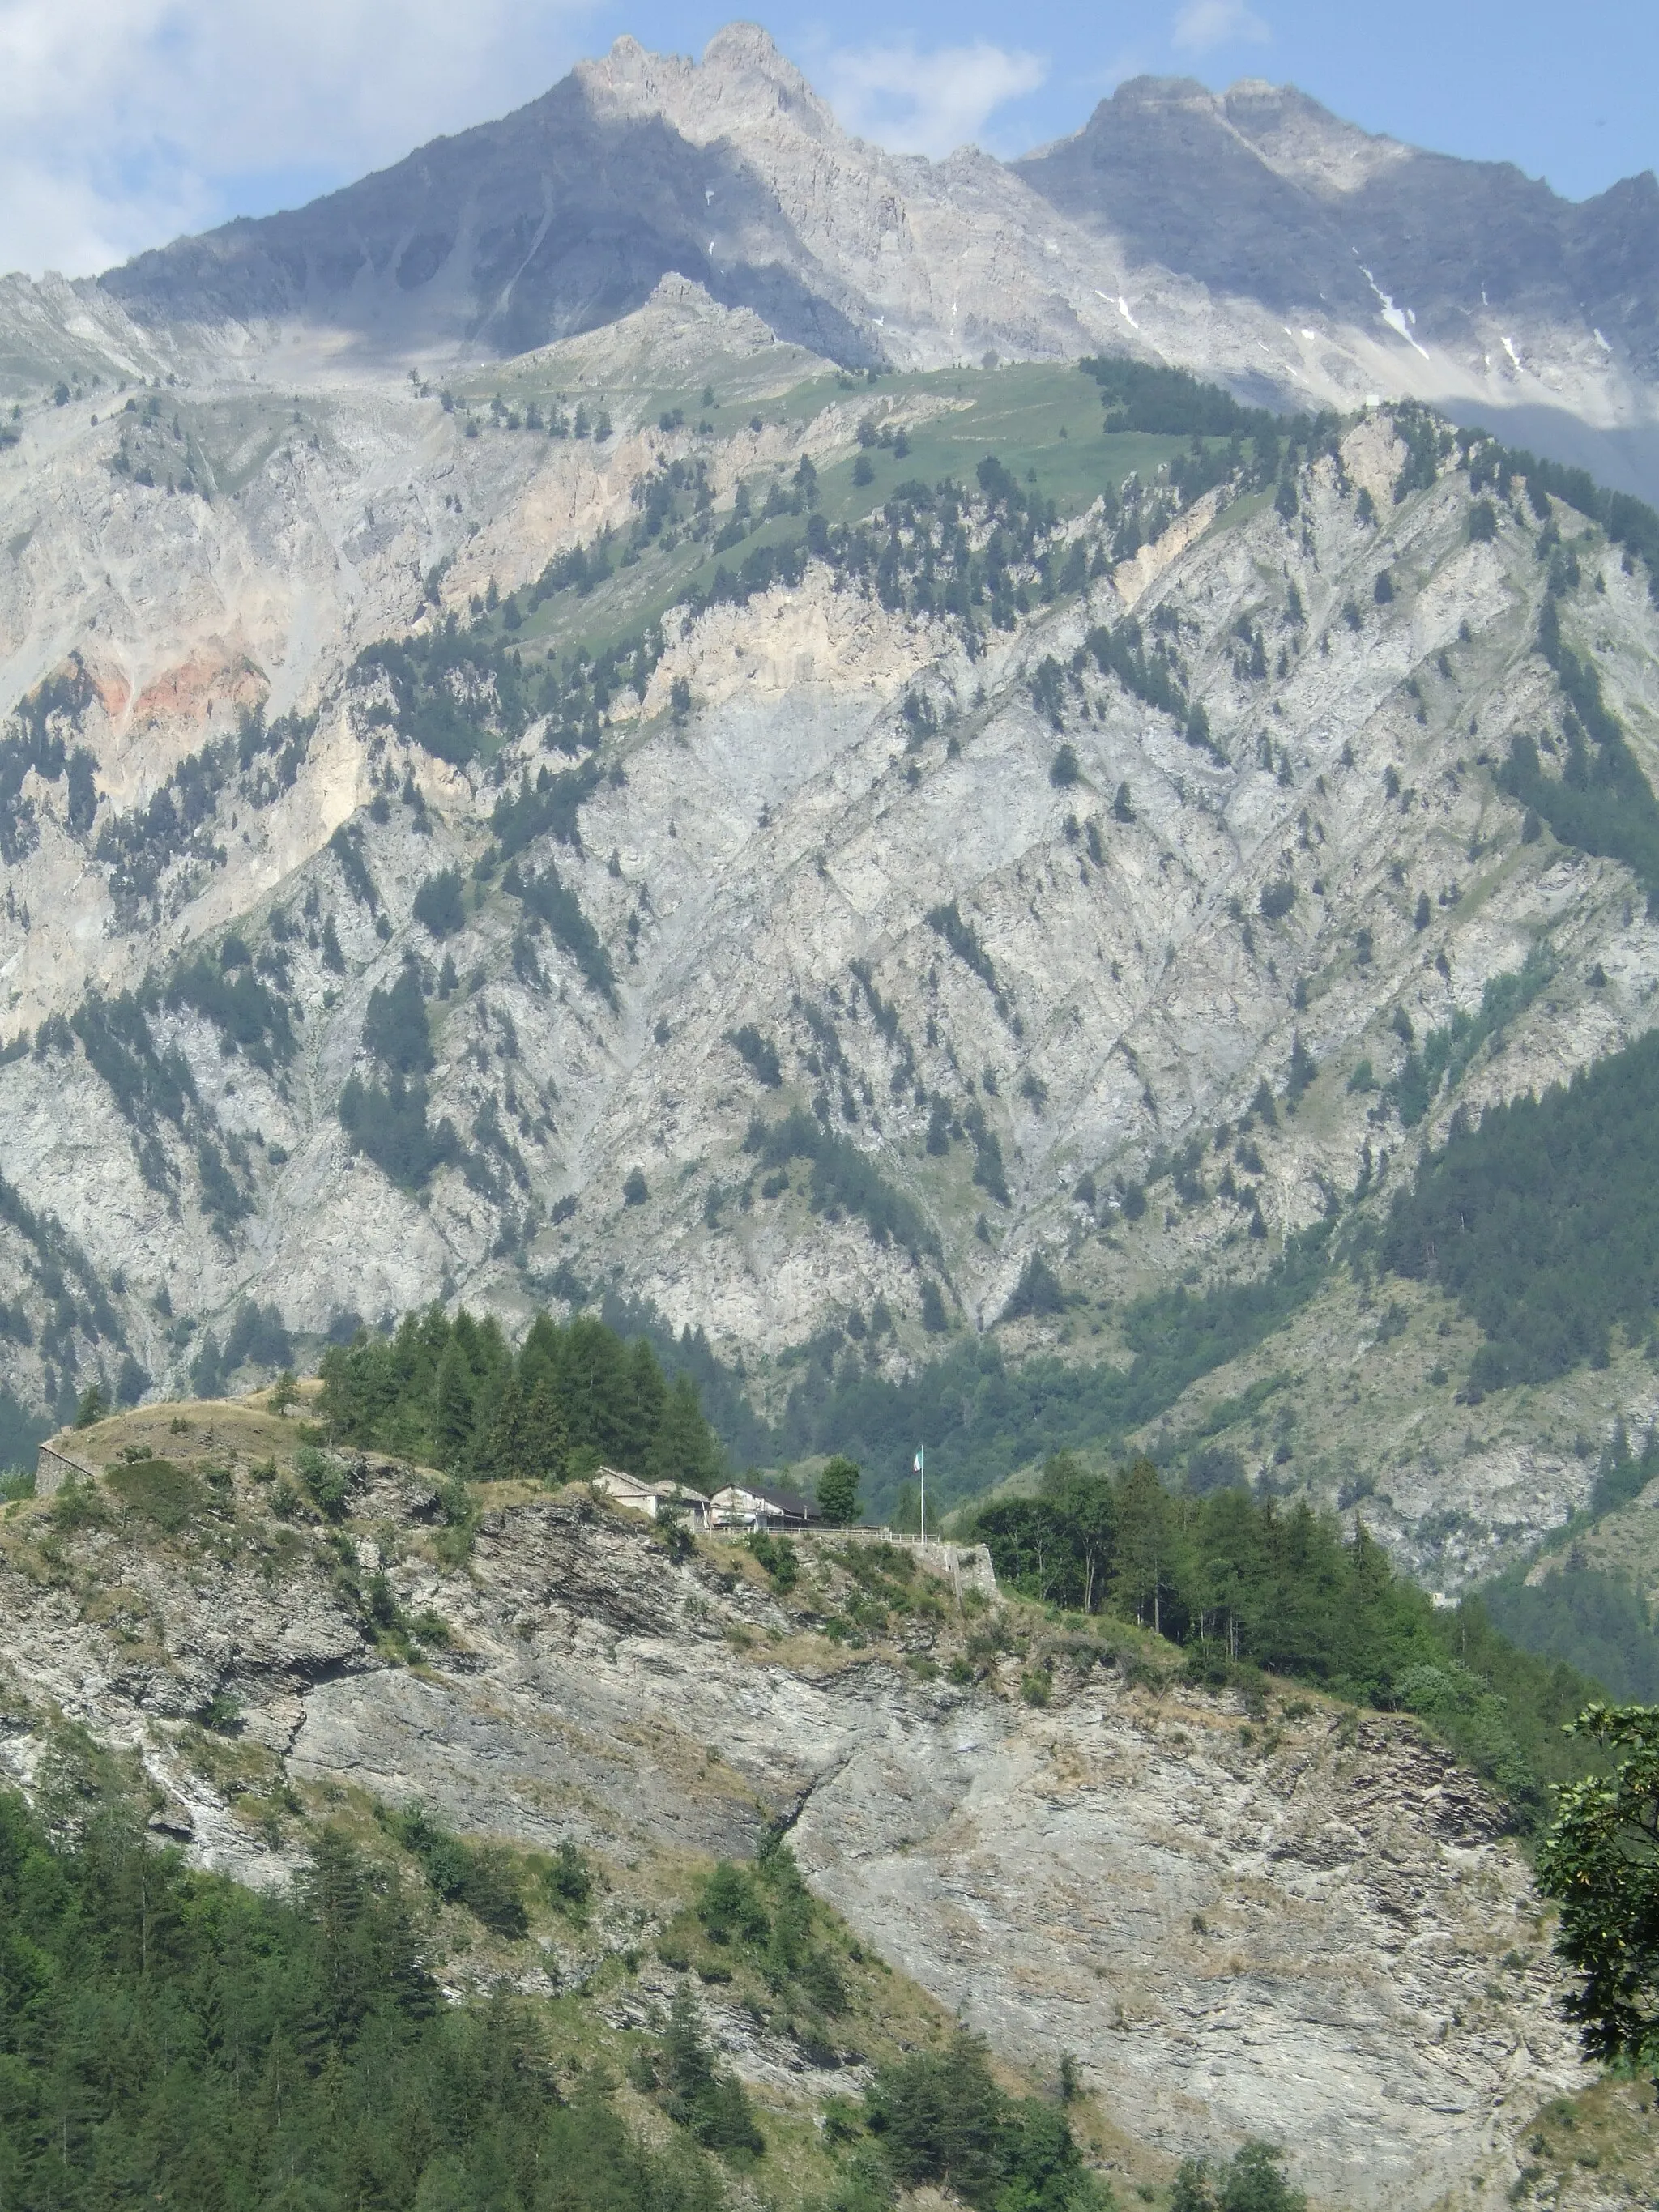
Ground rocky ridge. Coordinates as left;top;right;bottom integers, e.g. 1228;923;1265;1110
3;28;1657;497
3;313;1659;1582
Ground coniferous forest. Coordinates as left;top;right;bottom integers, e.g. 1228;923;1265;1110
318;1305;723;1492
0;1779;723;2212
966;1455;1595;1828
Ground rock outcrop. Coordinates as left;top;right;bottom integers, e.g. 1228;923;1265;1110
0;1466;1589;2210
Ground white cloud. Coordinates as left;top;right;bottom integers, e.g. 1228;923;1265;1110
1171;1;1272;56
0;0;596;279
818;39;1048;160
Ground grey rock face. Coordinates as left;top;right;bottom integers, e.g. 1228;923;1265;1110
1017;76;1659;370
0;1490;1587;2208
2;373;1659;1579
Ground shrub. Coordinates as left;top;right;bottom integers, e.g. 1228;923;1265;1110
50;1476;113;1531
294;1447;350;1521
390;1802;529;1937
106;1456;205;1533
412;868;465;937
748;1528;800;1592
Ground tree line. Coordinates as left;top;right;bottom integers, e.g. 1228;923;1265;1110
968;1454;1596;1827
318;1304;723;1493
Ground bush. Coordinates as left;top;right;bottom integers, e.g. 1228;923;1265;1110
50;1476;112;1531
412;867;465;937
294;1447;350;1521
748;1528;800;1592
390;1802;528;1937
106;1456;205;1532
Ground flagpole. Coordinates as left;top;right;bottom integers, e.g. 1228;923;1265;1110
919;1445;925;1541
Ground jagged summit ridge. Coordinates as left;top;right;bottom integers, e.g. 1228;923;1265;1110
578;22;838;147
0;23;1647;497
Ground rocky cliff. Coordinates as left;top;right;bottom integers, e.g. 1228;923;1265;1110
0;1407;1601;2210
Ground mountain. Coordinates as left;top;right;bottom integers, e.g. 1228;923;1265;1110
1017;75;1659;366
4;28;1657;497
3;28;1659;1596
2;36;1659;2207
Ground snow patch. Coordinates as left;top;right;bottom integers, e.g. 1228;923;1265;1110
1358;264;1430;359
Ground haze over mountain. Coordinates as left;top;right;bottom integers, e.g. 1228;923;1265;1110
5;25;1658;498
3;23;1659;1586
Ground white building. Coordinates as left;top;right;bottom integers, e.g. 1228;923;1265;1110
709;1482;821;1531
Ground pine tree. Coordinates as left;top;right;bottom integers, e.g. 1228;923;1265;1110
432;1341;476;1469
625;1338;668;1468
1111;1457;1180;1635
523;1374;569;1483
649;1373;714;1490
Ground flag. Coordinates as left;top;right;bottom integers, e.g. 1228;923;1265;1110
913;1448;923;1474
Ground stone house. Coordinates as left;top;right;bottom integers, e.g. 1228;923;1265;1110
590;1466;711;1528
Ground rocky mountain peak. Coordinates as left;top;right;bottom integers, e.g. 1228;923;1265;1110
577;20;836;149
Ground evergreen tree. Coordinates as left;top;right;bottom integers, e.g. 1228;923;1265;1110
1110;1457;1183;1634
625;1336;669;1467
650;1372;717;1490
523;1372;570;1483
817;1455;862;1525
431;1340;476;1469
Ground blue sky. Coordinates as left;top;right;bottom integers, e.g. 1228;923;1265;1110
0;0;1650;279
